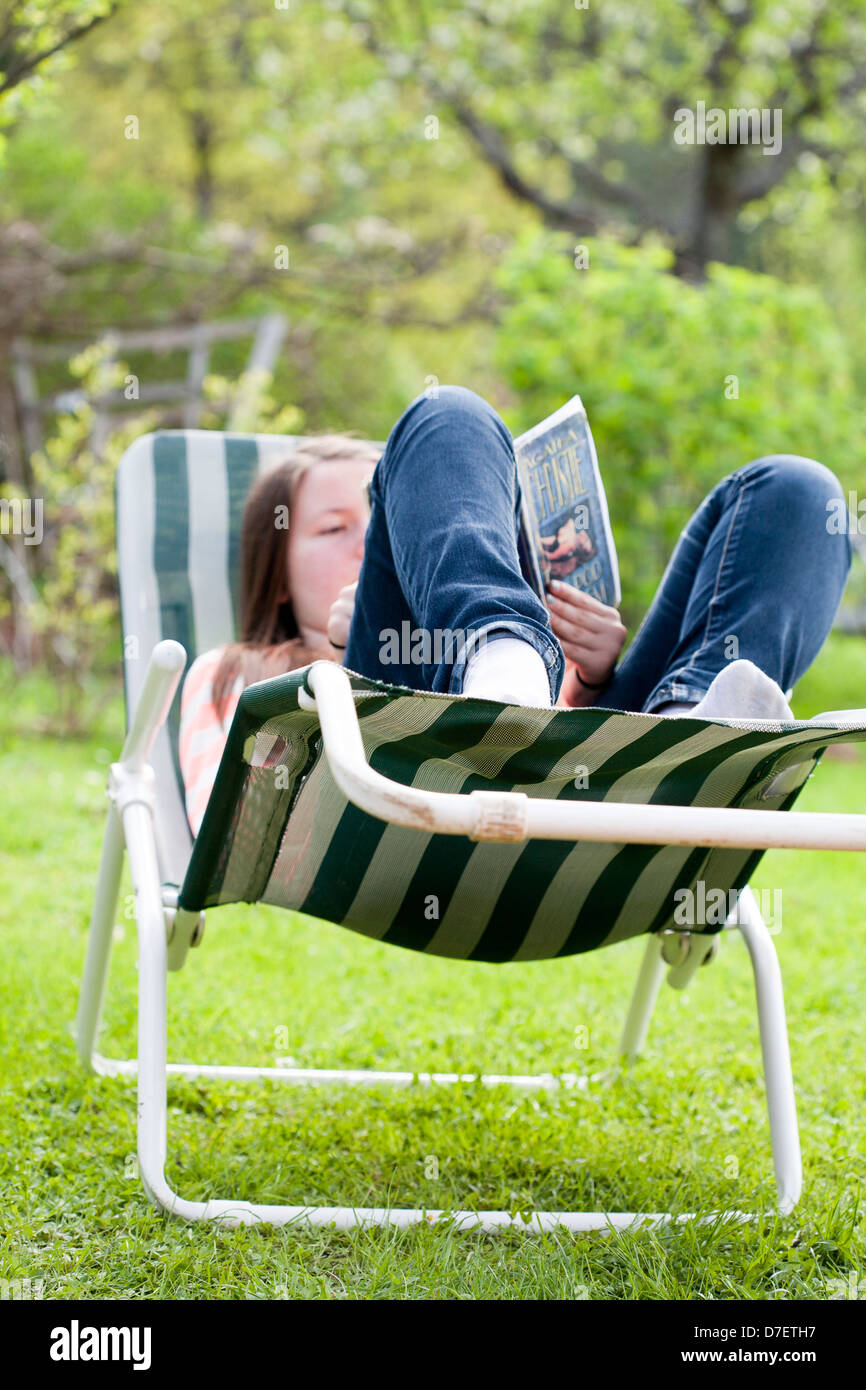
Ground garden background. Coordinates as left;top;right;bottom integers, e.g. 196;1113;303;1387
1;0;866;1299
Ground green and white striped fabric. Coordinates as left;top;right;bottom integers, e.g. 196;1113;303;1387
176;667;866;962
116;429;384;890
118;428;866;962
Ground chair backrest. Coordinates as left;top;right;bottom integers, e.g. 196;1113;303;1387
115;429;383;888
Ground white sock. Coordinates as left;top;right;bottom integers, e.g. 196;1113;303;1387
653;659;794;721
462;635;552;707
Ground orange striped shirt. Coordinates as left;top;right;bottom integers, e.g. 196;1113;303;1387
178;647;244;837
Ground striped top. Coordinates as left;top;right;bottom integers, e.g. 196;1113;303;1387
179;648;245;836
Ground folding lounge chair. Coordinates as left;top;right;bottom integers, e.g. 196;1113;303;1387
77;428;866;1232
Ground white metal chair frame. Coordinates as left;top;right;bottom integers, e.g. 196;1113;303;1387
77;640;861;1232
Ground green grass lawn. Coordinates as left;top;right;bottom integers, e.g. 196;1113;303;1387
1;636;865;1300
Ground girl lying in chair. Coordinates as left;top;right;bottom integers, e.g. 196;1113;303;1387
179;386;851;837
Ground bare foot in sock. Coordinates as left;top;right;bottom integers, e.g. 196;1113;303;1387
654;659;794;721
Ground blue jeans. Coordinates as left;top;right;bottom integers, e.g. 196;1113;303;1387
345;385;565;700
344;386;851;711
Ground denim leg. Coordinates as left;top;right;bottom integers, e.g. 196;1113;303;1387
601;455;852;713
344;385;565;698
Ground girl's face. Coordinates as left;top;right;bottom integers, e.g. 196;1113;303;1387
285;459;373;645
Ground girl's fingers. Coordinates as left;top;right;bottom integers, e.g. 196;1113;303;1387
547;598;607;636
549;597;626;650
547;580;618;620
550;620;595;652
551;630;611;664
548;605;614;644
550;610;621;660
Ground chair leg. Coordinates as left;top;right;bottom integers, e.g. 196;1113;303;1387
618;892;801;1220
105;783;784;1230
619;932;666;1061
78;637;186;1072
732;886;802;1216
124;798;173;1215
76;802;124;1071
126;838;752;1229
131;851;716;1229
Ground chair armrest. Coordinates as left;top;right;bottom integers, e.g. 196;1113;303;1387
302;661;866;853
120;639;187;772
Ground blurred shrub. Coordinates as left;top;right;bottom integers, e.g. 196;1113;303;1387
25;347;158;732
199;368;303;435
493;230;863;628
19;347;303;733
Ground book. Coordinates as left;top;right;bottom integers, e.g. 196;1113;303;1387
514;394;620;609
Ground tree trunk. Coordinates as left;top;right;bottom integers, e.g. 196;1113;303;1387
189;109;215;221
0;336;34;670
677;144;743;280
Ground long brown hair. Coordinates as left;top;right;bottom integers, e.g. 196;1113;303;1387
211;433;382;721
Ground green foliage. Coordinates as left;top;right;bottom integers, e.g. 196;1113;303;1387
494;230;864;625
3;1;866;691
309;0;866;275
24;346;158;730
17;344;307;733
0;3;121;124
789;632;866;721
0;0;505;435
199;367;304;436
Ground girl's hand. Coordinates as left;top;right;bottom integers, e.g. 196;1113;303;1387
327;581;357;651
546;580;626;701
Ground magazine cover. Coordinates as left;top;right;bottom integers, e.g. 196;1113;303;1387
514;394;621;608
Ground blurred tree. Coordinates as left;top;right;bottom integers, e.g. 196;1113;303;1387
0;0;862;690
0;0;522;440
0;2;122;99
340;0;866;280
494;228;861;627
6;344;303;713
